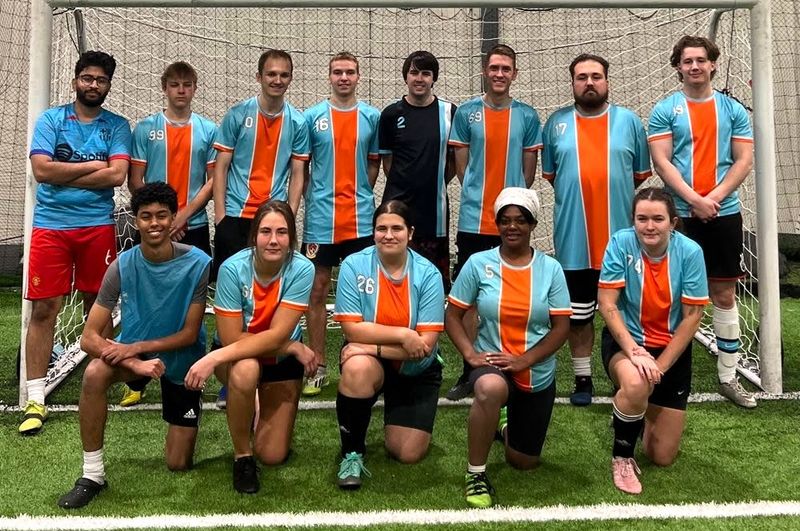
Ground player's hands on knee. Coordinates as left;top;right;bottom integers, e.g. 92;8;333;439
339;342;370;366
631;355;662;384
291;342;318;377
487;352;527;373
100;339;141;365
401;329;429;359
464;349;490;369
131;358;165;380
184;355;217;390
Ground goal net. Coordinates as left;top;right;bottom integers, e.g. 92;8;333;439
5;1;795;400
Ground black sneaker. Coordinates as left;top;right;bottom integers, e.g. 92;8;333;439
233;455;260;494
57;477;107;509
445;372;473;401
570;376;594;406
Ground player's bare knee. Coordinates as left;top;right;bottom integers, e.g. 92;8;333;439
166;454;193;471
228;359;259;391
30;298;61;324
472;376;506;405
646;445;678;467
255;443;290;466
506;451;539;470
82;359;115;391
618;375;652;405
387;442;428;464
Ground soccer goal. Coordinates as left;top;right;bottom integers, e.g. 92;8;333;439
16;0;784;405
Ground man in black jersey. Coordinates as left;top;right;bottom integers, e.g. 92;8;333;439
379;51;456;290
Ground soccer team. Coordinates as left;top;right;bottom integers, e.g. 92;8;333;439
19;35;755;509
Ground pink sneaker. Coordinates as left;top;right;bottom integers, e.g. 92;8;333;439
612;457;642;495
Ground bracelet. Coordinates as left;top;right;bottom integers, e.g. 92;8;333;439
376;344;382;358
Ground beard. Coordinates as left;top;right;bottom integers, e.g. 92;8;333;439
574;89;608;111
76;87;108;108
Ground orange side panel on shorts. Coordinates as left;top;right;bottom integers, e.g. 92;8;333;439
331;109;358;243
166;123;192;211
242;114;282;218
376;272;411;327
640;257;672;348
480;107;511;235
687;99;718;197
576;113;610;269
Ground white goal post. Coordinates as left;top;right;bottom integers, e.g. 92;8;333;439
20;0;782;406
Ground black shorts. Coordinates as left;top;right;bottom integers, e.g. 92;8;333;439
600;327;692;411
212;216;252;279
563;268;601;326
468;366;556;457
453;231;501;280
127;376;201;428
410;236;451;293
132;225;211;258
681;212;744;281
259;355;305;383
301;236;372;268
376;359;443;433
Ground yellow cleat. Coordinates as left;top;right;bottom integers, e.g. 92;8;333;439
18;400;48;435
119;385;143;407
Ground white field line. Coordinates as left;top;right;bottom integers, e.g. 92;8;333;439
1;391;799;414
3;501;800;529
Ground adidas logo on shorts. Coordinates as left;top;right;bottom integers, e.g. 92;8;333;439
183;408;197;420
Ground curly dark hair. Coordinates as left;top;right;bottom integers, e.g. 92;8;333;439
74;50;117;80
131;182;178;215
670;36;720;82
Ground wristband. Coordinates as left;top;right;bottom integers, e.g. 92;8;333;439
376;344;382;358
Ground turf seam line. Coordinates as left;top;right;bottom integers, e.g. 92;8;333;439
3;500;800;529
1;391;799;413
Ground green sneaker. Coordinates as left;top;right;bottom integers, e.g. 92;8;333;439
498;406;508;440
337;452;371;490
465;471;495;508
119;385;143;407
302;365;328;397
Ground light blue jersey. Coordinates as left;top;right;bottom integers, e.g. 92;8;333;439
448;248;571;392
131;112;217;229
117;245;211;385
29;103;131;229
449;97;542;235
333;246;444;376
599;228;709;348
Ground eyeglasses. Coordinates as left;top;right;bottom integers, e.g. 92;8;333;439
77;74;110;87
498;216;531;227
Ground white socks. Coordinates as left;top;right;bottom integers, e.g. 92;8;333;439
26;378;45;405
82;449;106;485
572;357;592;378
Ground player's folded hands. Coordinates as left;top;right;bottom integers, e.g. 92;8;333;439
100;340;141;365
184;355;216;390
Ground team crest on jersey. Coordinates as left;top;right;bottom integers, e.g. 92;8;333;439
305;243;319;259
99;128;112;142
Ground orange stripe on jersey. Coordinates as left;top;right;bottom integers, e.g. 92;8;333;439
332;108;359;243
447;295;471;310
375;272;410;327
598;280;625;289
498;265;530;356
480;107;511;234
687;99;718;196
576;113;610;269
242;114;282;218
640;257;672;348
280;300;308;312
247;278;281;334
214;308;242;318
417;323;444;333
166;123;192;211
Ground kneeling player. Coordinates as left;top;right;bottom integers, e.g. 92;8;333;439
57;183;211;509
598;187;707;495
332;200;445;490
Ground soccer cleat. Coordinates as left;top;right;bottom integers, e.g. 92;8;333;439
611;457;642;495
337;451;371;490
18;400;48;435
216;386;228;410
445;372;473;401
570;376;594;406
495;406;508;442
719;378;757;409
119;385;143;407
57;477;107;509
302;365;329;397
465;471;495;508
232;455;260;494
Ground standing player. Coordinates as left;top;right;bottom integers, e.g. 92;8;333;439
648;36;756;408
123;62;216;407
542;54;651;406
57;183;211;508
21;51;131;435
446;44;543;400
212;49;309;274
302;52;381;396
379;51;456;289
129;61;217;256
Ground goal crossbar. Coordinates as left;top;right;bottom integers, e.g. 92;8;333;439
46;0;760;8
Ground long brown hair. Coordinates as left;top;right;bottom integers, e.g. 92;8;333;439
248;200;297;261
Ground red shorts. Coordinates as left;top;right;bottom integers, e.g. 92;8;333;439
26;225;117;300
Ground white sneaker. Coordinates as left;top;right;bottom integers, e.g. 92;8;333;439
719;378;757;409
